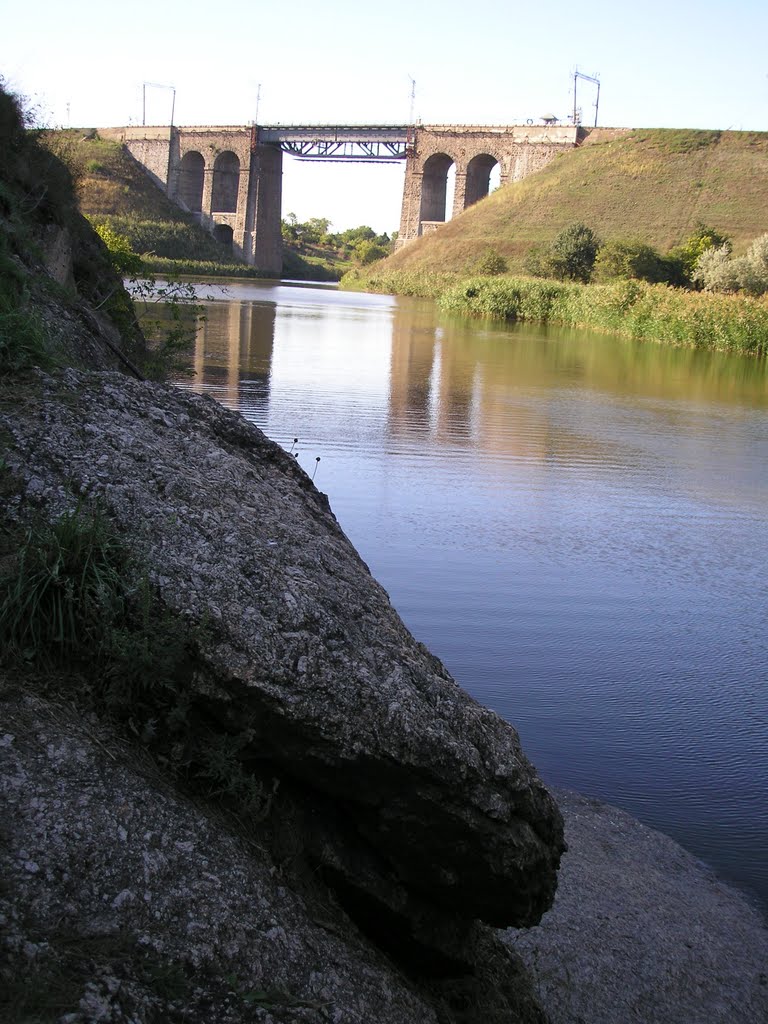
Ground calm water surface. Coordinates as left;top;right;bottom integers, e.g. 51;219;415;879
172;279;768;914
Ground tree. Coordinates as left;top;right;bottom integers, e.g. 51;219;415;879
303;217;331;244
547;223;602;283
281;213;299;243
668;222;730;286
340;225;376;247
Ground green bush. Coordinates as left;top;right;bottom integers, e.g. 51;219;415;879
93;222;144;276
471;249;508;276
593;238;670;284
354;238;389;265
548;223;602;282
523;223;601;283
667;222;730;286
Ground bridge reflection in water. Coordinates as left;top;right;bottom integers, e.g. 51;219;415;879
183;282;768;480
189;298;276;418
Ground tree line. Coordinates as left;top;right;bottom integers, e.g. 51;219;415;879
515;222;768;296
281;215;396;265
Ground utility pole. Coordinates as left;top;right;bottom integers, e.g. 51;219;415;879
573;69;601;127
142;82;177;127
407;74;416;125
255;83;261;124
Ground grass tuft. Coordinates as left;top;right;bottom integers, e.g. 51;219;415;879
0;498;277;823
0;503;126;664
0;307;55;373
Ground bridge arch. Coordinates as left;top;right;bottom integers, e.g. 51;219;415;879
420;153;454;224
178;151;204;212
464;153;499;209
213;223;234;251
211;151;240;213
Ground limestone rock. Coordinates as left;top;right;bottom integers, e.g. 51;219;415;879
0;684;444;1024
1;367;564;1013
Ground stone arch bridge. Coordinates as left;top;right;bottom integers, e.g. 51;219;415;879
100;123;580;275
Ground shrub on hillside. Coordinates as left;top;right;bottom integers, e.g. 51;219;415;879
354;238;389;265
471;249;508;276
668;222;730;286
524;223;601;283
549;223;602;282
692;244;740;293
593;239;671;284
93;223;144;276
693;233;768;296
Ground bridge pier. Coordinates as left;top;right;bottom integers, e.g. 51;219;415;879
397;125;578;247
101;126;284;276
250;143;283;274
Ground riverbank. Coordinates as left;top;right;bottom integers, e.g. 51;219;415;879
141;248;345;282
506;788;768;1024
342;269;768;357
0;366;564;1024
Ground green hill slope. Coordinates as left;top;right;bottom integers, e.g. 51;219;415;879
384;128;768;274
67;132;192;222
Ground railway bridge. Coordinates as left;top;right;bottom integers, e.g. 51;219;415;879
100;122;579;275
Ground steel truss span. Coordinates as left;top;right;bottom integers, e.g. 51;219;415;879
257;125;411;161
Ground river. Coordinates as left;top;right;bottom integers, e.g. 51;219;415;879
170;278;768;915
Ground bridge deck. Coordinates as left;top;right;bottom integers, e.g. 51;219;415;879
257;125;412;162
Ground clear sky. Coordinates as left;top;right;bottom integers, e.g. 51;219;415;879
3;0;767;233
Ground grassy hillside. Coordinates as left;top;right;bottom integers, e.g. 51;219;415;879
64;132;190;221
383;128;768;275
57;132;249;270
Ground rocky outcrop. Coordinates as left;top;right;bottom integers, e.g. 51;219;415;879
1;683;443;1024
1;367;564;1022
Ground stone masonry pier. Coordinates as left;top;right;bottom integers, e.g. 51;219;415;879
398;124;577;244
